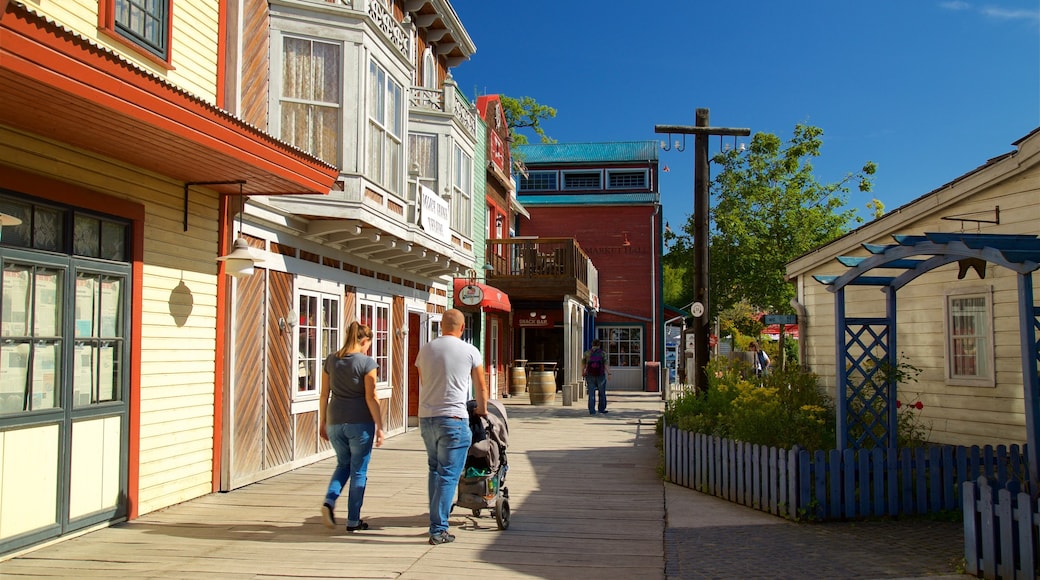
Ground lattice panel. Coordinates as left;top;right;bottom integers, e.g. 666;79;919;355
844;321;893;449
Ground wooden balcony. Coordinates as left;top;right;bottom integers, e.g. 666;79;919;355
484;238;596;303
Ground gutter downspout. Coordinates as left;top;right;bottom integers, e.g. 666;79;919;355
790;297;808;370
651;204;661;393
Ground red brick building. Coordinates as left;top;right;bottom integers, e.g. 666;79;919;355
507;142;664;391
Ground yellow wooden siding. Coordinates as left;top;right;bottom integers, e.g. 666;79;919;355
798;167;1040;448
0;127;222;515
20;0;219;102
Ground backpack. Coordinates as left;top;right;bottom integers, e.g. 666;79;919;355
586;348;605;376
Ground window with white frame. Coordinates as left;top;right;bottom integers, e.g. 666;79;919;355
422;48;438;90
452;144;473;236
359;300;390;386
297;291;341;397
408;132;438;188
607;169;648;190
563;171;601;190
281;37;341;166
597;326;643;369
367;60;404;194
519;171;557;192
946;290;994;385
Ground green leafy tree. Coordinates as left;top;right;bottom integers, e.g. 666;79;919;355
500;95;557;145
671;124;875;317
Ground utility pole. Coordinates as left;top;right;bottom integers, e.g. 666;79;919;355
655;109;749;392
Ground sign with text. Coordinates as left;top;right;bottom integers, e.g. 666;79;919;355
419;184;450;244
763;314;797;325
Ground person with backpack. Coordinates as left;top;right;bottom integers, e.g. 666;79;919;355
749;341;770;377
583;339;610;415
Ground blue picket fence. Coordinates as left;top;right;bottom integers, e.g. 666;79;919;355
662;424;1030;520
963;476;1040;579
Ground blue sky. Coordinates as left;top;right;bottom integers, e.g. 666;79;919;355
450;1;1040;233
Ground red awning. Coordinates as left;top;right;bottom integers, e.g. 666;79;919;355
453;278;511;313
762;324;798;339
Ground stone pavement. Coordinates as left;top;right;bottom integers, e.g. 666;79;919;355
0;391;967;579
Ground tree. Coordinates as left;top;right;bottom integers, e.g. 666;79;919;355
668;124;876;317
500;95;557;145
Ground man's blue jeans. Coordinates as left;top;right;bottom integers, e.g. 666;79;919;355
587;374;608;414
324;422;376;527
420;416;472;536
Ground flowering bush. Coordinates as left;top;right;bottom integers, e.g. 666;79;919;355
664;356;836;451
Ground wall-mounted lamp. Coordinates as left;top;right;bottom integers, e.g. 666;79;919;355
216;184;262;278
622;232;631;247
495;215;504;227
483;262;494;272
395;328;408;338
529;311;537;318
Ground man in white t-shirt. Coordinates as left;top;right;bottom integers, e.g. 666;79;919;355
415;309;488;545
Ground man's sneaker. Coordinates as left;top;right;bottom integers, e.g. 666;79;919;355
346;521;369;532
320;503;336;529
428;531;456;545
599;410;609;414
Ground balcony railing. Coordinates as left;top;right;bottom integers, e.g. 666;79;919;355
409;81;477;139
484;238;597;303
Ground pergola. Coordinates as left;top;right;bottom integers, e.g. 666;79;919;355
814;232;1040;484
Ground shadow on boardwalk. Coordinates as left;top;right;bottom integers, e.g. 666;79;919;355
0;392;966;579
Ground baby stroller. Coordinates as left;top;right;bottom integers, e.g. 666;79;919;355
454;399;510;530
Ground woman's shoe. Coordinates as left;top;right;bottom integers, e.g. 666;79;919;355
320;503;336;529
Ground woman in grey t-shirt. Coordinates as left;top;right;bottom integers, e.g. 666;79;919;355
318;322;384;532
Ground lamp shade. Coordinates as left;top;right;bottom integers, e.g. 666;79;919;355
0;212;22;227
217;237;262;278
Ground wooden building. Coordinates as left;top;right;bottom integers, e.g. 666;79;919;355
215;0;482;488
488;142;664;392
0;0;487;556
0;0;337;555
786;127;1040;447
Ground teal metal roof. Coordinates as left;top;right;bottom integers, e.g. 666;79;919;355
515;141;659;164
518;193;660;205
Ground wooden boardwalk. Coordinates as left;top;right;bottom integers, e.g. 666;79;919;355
1;393;666;579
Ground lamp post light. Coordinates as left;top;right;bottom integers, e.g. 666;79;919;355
656;108;749;393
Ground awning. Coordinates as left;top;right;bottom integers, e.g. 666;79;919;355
0;3;340;197
453;278;511;313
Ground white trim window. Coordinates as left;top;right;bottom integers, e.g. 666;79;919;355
408;132;438;188
359;299;390;391
422;48;438;90
606;169;648;190
281;36;341;166
368;59;404;194
296;290;341;398
597;326;643;369
452;143;473;236
945;289;994;386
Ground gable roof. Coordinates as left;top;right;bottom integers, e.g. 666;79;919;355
786;126;1040;277
516;141;659;165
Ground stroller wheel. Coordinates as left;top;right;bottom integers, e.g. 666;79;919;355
471;508;481;517
495;498;510;530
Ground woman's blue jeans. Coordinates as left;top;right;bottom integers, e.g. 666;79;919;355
324;422;376;527
420;416;472;535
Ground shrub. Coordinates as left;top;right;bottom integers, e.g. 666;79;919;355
664;356;836;451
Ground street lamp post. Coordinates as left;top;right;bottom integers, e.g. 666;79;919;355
656;108;749;392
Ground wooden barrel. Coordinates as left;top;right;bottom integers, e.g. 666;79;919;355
529;371;556;405
509;366;527;396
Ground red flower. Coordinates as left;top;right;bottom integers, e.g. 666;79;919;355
896;400;902;408
914;401;924;410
